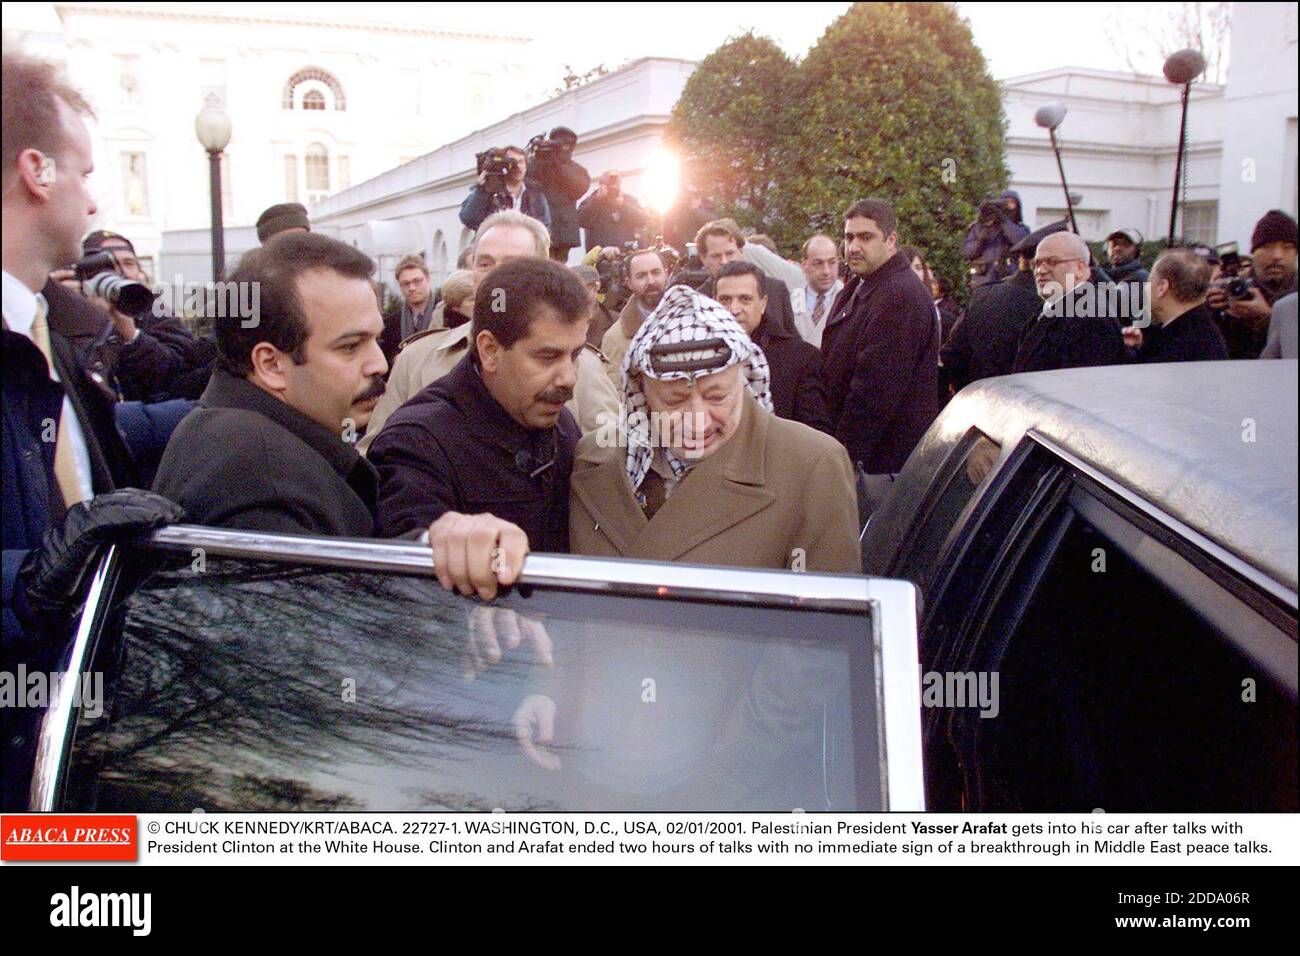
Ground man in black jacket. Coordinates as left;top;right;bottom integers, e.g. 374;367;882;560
684;219;799;339
821;198;938;474
943;220;1069;392
714;260;830;434
80;230;216;402
1013;231;1130;373
369;258;590;556
578;170;647;251
1104;226;1149;326
153;233;388;536
529;127;590;262
1131;248;1228;363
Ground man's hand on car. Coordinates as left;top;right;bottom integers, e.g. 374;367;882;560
426;511;529;601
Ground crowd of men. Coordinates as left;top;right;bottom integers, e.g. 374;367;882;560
3;46;1299;804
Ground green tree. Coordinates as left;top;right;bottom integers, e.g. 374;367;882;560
772;2;1009;289
665;32;797;233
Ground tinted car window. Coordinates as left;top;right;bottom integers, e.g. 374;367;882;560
947;504;1297;812
62;552;885;811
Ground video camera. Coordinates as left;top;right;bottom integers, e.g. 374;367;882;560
526;129;575;166
978;198;1008;227
73;250;154;318
475;147;519;197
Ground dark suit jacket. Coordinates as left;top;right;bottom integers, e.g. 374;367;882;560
942;269;1043;390
751;319;832;434
153;369;378;536
820;253;939;474
1013;283;1131;373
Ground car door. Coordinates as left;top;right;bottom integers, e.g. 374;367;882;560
33;526;924;812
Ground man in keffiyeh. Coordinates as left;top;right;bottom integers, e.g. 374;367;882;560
569;283;861;572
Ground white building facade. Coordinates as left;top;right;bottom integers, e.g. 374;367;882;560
7;2;550;278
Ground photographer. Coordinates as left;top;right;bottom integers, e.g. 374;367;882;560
578;170;647;252
1207;209;1298;359
65;230;215;403
527;126;590;262
961;189;1029;287
459;145;550;233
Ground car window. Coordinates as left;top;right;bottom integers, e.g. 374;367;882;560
56;539;916;812
893;430;1002;592
943;491;1297;812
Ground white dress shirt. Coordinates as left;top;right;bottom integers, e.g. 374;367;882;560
3;269;95;501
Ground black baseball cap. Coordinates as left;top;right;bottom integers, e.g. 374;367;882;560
82;230;135;255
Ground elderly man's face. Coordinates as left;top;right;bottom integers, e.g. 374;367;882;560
1033;233;1091;300
641;364;745;460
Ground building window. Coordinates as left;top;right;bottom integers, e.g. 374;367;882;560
284;154;298;203
305;143;330;202
282;67;346;110
1180;201;1219;247
121;151;149;216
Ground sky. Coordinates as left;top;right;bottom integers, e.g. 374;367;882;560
2;1;1205;81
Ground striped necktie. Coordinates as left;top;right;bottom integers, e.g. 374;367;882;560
811;291;827;326
29;296;87;508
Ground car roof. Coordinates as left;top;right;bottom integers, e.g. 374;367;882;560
932;360;1298;595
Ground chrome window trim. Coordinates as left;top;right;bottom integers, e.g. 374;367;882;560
1026;432;1298;611
31;545;120;811
45;526;927;812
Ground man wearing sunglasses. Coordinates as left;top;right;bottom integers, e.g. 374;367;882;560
1012;231;1129;373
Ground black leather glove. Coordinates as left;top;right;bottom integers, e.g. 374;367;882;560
18;488;185;618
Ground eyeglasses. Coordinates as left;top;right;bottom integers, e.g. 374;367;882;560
1033;257;1085;270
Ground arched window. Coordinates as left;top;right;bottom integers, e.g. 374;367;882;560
282;67;346;110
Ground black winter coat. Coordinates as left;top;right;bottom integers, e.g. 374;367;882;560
534;155;591;249
152;369;377;537
751;320;832;434
820;252;939;474
1137;304;1229;363
942;269;1043;390
369;355;578;552
578;191;648;251
1012;283;1131;373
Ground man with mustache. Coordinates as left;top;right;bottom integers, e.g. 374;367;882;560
153;232;388;536
369;257;591;579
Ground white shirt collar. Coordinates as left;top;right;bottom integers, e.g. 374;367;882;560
2;270;41;336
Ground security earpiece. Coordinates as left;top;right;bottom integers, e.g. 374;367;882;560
35;155;57;186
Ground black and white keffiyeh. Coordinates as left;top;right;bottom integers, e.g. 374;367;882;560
619;284;772;492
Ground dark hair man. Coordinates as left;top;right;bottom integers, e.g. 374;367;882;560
369;257;592;585
460;145;551;233
1011;230;1129;373
600;248;666;388
942;220;1069;392
1207;209;1298;358
578;170;647;252
256;202;310;243
820;198;938;475
152;233;389;535
529;126;590;262
715;260;830;434
1129;248;1228;363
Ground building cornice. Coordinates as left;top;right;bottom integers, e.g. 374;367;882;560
53;3;531;44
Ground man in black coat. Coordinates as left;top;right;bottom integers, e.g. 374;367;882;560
153;233;388;537
1103;227;1149;326
1130;248;1228;364
578;170;647;251
369;257;591;555
714;261;831;434
820;198;938;474
529;127;590;262
1013;231;1129;373
943;220;1069;392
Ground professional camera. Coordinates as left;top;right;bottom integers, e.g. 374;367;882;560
978;199;1006;226
526;129;573;166
1215;275;1257;301
73;250;154;318
475;147;518;197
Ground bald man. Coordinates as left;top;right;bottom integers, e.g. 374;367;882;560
1012;231;1129;373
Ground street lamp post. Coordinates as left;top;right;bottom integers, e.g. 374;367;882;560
194;98;232;282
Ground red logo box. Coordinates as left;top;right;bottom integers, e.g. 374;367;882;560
1;815;137;861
